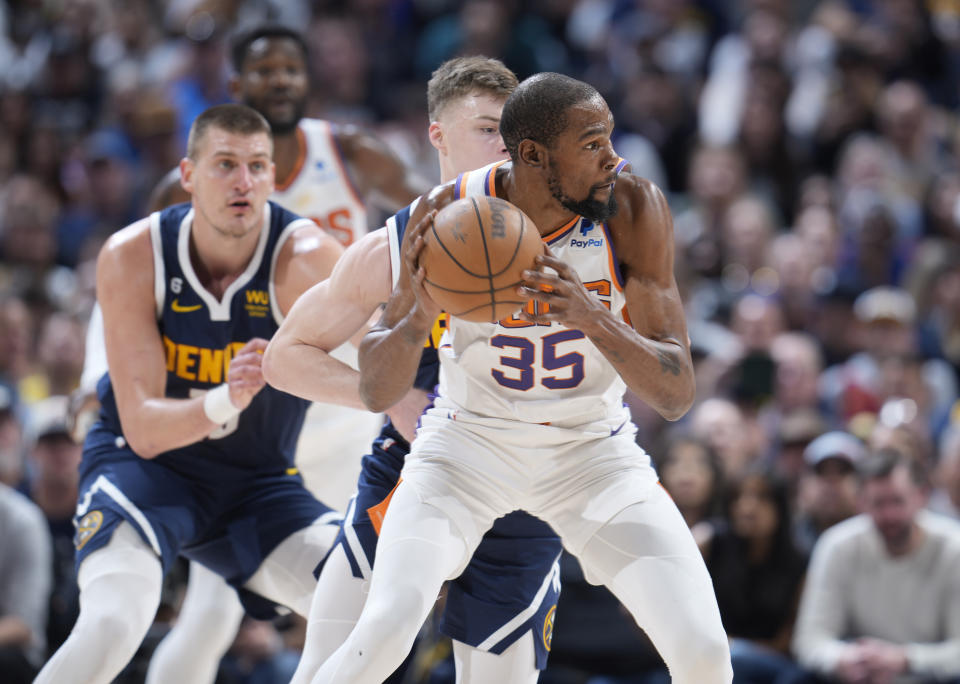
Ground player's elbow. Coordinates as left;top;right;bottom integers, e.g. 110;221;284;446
359;378;392;414
260;339;284;391
124;431;162;460
656;377;696;422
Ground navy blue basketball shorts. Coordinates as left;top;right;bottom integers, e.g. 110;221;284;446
74;426;334;592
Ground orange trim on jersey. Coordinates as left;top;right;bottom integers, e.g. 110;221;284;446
622;306;633;327
327;124;365;207
367;478;402;536
486;160;508;197
606;238;624;293
456;170;471;199
275;127;307;191
542;216;580;243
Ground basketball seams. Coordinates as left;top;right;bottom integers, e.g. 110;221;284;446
471;197;499;316
424;195;542;322
428;207;494;279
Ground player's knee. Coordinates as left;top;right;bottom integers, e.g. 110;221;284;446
82;607;147;656
361;586;430;650
670;630;732;684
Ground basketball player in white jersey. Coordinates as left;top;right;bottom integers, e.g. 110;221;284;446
264;58;566;683
310;73;734;684
68;26;429;684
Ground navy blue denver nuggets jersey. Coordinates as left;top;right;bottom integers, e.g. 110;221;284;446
95;201;312;478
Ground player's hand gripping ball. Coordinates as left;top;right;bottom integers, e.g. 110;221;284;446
420;196;544;323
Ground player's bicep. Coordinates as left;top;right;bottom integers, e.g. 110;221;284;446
96;227;166;415
274;223;345;317
620;183;689;348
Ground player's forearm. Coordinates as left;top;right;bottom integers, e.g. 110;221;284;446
583;315;695;421
262;339;367;409
119;396;228;459
358;316;430;413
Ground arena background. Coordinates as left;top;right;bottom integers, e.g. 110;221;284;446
2;1;959;682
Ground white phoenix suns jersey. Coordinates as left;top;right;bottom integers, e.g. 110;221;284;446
387;159;633;425
271;118;368;247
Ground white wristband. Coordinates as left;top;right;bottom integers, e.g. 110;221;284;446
203;384;240;425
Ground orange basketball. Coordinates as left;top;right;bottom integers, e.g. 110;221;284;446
420;196;543;323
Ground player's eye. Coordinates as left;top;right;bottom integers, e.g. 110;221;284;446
219;159;235;170
586;142;600;151
480;127;496;134
250;162;266;172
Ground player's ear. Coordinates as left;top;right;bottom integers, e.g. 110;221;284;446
517;140;544;169
179;157;195;194
428;122;445;154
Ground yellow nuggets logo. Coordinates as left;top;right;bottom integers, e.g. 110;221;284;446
424;313;448;350
75;510;103;550
163;337;246;383
245;289;270;318
543;604;556;651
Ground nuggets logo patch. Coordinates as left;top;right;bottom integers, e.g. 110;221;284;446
75;510;103;550
543;604;556;651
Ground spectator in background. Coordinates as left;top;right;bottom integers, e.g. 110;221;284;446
701;466;807;684
930;425;960;520
0;388;25;488
691;397;765;478
0;175;61;300
25;396;81;656
415;0;568;82
56;129;145;268
0;297;35;399
218;617;300;684
792;449;960;684
658;432;725;536
0;480;53;684
793;431;866;554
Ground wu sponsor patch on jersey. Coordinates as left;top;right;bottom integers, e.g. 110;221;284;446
75;510;103;550
244;289;270;318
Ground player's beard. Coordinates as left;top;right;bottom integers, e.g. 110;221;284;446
547;168;618;224
246;95;306;136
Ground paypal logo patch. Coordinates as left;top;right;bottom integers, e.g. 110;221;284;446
570;237;603;248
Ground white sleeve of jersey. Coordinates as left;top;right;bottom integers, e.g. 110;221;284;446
79;302;108;391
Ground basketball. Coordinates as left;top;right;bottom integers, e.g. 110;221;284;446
420;196;544;323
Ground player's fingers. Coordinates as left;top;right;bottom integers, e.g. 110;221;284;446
534;254;576;280
238;337;269;355
409;210;436;241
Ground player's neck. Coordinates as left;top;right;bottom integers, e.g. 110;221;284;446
439;155;457;184
189;216;262;297
500;166;577;237
273;126;303;187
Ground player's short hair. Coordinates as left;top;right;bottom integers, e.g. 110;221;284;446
427;56;518;122
500;72;601;162
186;104;272;160
231;25;308;73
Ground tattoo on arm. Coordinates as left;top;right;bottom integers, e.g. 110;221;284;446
594;338;626;364
657;349;682;376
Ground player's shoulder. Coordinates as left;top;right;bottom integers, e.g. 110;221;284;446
609;172;673;246
612;172;668;220
97;216;156;288
101;216;153;257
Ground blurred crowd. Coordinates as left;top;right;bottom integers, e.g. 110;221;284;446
2;0;960;683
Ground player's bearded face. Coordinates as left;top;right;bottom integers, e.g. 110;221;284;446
546;160;618;223
246;93;306;136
